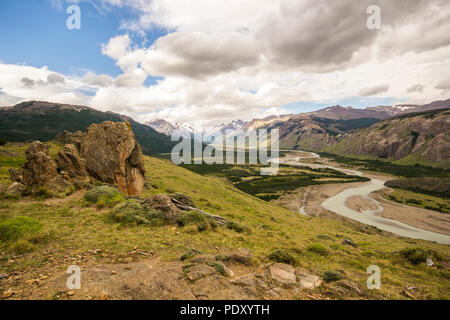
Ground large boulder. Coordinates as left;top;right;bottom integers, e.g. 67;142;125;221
79;122;146;196
15;141;70;192
55;144;88;181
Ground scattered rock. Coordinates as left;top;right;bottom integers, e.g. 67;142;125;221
145;194;180;222
0;273;8;280
401;289;416;299
1;290;15;299
426;257;434;267
296;268;322;289
79;121;145;196
342;238;357;248
5;182;26;197
187;264;216;281
55;130;84;145
335;280;363;295
269;263;296;285
67;290;75;296
228;249;253;265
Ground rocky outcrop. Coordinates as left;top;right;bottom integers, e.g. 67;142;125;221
55;144;88;180
79;121;146;196
10;141;70;192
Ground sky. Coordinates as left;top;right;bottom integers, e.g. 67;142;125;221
0;0;449;125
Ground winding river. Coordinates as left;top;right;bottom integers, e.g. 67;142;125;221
276;151;450;245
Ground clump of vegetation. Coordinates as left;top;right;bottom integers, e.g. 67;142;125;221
317;234;333;241
323;270;343;282
170;193;197;208
84;186;124;208
307;243;329;256
208;261;229;276
180;249;201;261
400;247;435;265
177;211;212;232
226;221;250;233
268;249;297;265
109;200;165;226
9;239;37;254
0;138;7;146
0;216;42;242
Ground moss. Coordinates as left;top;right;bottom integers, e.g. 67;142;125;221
307;243;329;256
323;270;343;282
268;249;297;265
0;216;42;242
109;200;165;226
208;261;228;276
84;186;124;208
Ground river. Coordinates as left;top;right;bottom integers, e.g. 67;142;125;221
275;151;450;245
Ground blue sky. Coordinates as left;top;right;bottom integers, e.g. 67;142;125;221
0;0;447;124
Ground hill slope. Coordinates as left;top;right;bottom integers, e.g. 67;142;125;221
0;101;175;155
323;109;450;168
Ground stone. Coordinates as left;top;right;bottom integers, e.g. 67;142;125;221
228;249;253;265
55;144;88;180
269;263;296;285
9;168;22;183
145;194;181;222
5;182;26;197
187;264;216;281
342;238;357;248
426;258;434;267
296;268;322;289
1;290;15;299
0;273;8;280
79;121;145;196
15;141;70;192
170;193;197;208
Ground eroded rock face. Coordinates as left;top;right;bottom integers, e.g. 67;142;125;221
14;141;70;192
79;121;146;196
55;144;88;180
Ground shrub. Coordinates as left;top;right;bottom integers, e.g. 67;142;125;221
9;239;37;254
170;193;197;208
323;270;343;282
400;247;434;265
180;249;201;261
177;211;210;232
0;216;42;242
84;186;124;208
208;261;228;276
268;249;297;265
226;221;250;233
109;200;165;226
307;244;329;256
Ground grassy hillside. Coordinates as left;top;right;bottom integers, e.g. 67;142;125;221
0;101;175;155
0;142;449;299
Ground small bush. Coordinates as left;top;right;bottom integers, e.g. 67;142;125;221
268;249;297;265
208;261;228;276
0;216;42;242
323;270;343;282
9;239;37;254
109;200;165;225
84;186;124;208
307;244;329;256
177;211;210;232
170;193;197;208
226;221;250;233
180;249;201;261
400;247;434;265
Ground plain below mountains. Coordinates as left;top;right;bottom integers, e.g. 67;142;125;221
0;101;175;155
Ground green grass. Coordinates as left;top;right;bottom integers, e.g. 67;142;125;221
0;142;449;299
379;189;450;214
